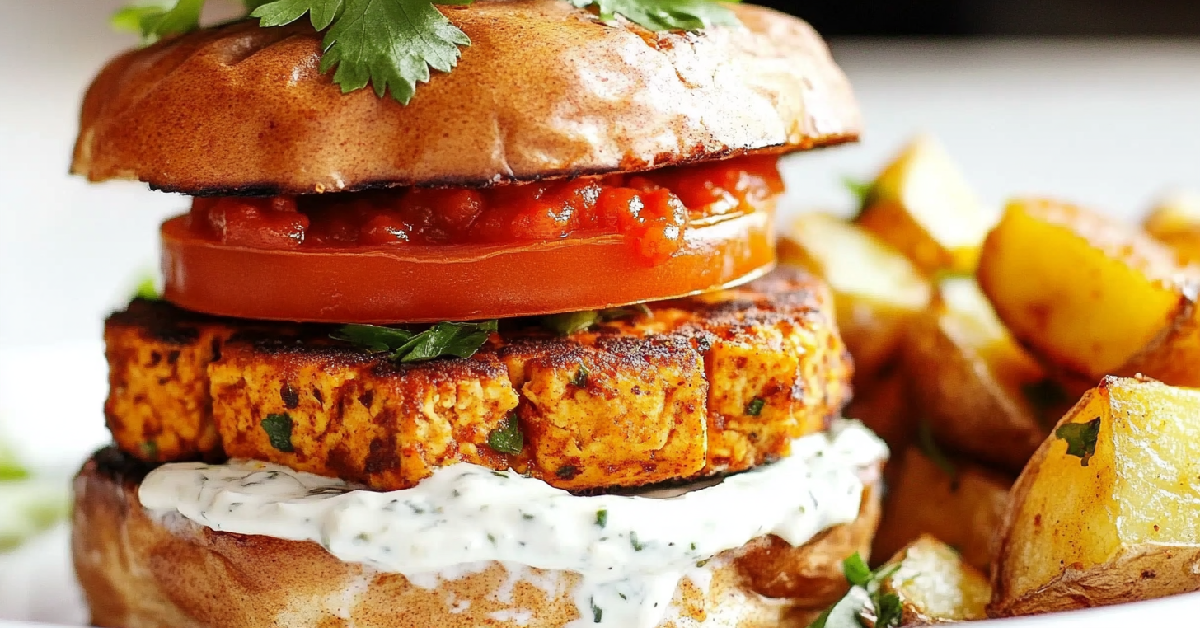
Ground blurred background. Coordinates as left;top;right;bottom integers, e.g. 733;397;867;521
0;0;1197;624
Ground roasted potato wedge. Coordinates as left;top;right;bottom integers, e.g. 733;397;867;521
977;198;1194;383
855;134;992;275
904;277;1064;472
1143;190;1200;265
780;212;931;382
991;376;1200;616
873;447;1012;574
879;536;991;624
844;367;916;455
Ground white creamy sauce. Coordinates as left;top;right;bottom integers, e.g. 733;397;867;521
140;420;886;628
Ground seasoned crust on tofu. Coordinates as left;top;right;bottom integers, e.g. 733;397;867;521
104;267;851;491
73;448;881;628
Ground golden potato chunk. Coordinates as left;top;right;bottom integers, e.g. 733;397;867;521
780;212;930;382
879;536;991;624
978;198;1192;382
105;268;850;491
872;447;1011;574
991;376;1200;616
855;134;993;275
904;278;1063;472
1143;190;1200;265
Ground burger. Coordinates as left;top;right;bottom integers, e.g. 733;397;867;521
69;1;886;626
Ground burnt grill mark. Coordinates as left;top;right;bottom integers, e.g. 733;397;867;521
358;390;375;408
280;383;300;409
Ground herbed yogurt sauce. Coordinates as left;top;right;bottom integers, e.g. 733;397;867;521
140;420;886;628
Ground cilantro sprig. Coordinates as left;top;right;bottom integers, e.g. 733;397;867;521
568;0;739;30
112;0;741;103
333;320;497;363
809;553;902;628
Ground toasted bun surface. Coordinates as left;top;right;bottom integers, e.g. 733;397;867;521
73;448;880;628
72;0;860;195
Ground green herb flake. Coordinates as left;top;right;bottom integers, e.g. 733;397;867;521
261;413;295;453
842;175;874;211
917;420;957;480
333;320;496;363
487;413;524;455
595;508;608;528
744;397;765;416
133;274;161;301
573;363;590;387
542;311;602;336
1056;417;1101;466
841;553;872;587
0;442;29;482
140;440;160;460
556;465;579;479
629;531;645;551
590;597;603;623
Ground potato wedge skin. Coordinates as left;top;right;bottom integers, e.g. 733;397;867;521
872;448;1011;574
903;279;1059;472
844;368;915;455
881;535;991;624
990;377;1200;617
977;198;1190;381
780;213;930;382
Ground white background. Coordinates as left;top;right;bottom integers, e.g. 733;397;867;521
0;0;1199;625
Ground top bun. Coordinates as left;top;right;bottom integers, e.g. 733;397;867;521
72;0;860;195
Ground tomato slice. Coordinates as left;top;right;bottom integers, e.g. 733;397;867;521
161;211;775;323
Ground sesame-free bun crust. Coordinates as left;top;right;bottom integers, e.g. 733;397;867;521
72;0;860;195
73;448;881;628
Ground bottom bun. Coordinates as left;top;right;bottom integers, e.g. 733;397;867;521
72;449;880;628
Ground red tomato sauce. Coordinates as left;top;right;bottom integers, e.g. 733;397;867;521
186;155;784;264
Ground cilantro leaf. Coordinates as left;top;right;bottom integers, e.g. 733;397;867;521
568;0;739;31
252;0;473;104
112;0;204;43
808;553;903;628
541;304;652;336
1056;417;1101;466
486;413;524;455
841;552;872;587
133;274;161;301
333;321;496;363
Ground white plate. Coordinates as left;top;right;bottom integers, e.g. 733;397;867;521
1;344;1198;626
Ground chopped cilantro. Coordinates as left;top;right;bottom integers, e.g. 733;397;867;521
744;397;765;416
541;304;652;336
333;320;496;363
486;414;524;455
590;597;603;623
1056;417;1101;466
261;413;295;452
133;274;161;301
596;508;608;528
556;464;579;479
629;531;645;551
808;553;903;628
573;363;590;387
